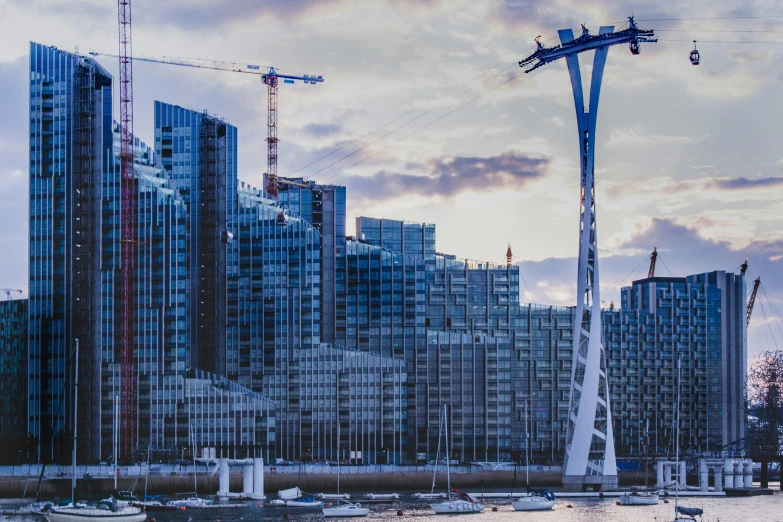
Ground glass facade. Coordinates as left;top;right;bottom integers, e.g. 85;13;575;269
608;272;746;455
25;44;747;466
355;217;436;260
0;299;28;446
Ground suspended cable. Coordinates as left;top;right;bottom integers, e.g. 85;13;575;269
638;15;783;22
657;29;783;34
658;38;783;44
318;66;527;183
297;36;560;181
658;255;674;277
602;253;651;305
306;62;520;180
287;59;509;178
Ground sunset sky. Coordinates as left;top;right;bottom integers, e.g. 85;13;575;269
0;0;781;355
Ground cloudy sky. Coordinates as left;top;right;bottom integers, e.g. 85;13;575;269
1;0;781;355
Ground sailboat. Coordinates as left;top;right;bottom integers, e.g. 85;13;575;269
44;340;147;522
671;354;704;522
165;429;213;508
430;405;484;514
323;417;369;517
511;398;555;512
619;418;659;506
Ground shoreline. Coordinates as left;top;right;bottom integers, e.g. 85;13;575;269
0;470;657;499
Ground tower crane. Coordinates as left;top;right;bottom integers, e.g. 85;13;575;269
117;0;136;462
2;289;22;301
747;276;761;326
647;247;657;278
88;51;324;198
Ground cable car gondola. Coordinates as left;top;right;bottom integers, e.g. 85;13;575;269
629;39;640;55
689;40;700;65
276;211;289;226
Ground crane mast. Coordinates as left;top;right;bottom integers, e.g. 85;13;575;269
648;246;657;278
88;52;323;199
747;276;760;326
265;72;279;197
117;0;136;462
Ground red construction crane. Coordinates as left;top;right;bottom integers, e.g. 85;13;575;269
117;0;136;462
647;246;657;278
747;276;760;326
88;52;324;198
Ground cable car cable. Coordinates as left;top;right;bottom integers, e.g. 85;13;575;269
306;61;520;180
637;15;783;22
661;38;783;44
319;68;527;184
657;29;783;34
294;37;559;181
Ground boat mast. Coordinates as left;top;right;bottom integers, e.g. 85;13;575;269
644;417;649;489
72;338;79;504
674;354;681;516
525;398;530;487
444;405;451;496
337;418;341;499
114;394;119;490
191;426;197;497
430;406;443;496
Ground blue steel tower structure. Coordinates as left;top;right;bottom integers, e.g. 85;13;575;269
520;18;656;491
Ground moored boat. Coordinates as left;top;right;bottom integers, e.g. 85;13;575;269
44;502;146;522
323;502;370;518
619;491;659;506
511;490;555;511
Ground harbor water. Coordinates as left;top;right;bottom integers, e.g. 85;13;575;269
0;486;780;522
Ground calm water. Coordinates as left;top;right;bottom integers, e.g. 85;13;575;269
2;487;780;522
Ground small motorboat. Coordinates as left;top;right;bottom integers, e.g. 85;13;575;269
131;500;178;512
362;493;399;500
619;491;659;506
165;497;213;508
411;492;446;499
316;493;351;500
511;489;555;511
322;502;370;518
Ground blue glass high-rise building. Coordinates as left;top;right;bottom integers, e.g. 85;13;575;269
25;43;747;467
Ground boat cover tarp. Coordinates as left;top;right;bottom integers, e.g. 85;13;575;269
527;488;556;501
677;506;704;516
279;487;302;500
449;488;478;503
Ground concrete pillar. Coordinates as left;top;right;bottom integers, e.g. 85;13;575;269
657;461;665;488
253;457;265;500
218;458;230;498
724;458;734;489
714;466;723;492
678;460;686;488
744;460;753;488
733;461;743;488
664;463;672;485
699;459;709;492
243;463;253;496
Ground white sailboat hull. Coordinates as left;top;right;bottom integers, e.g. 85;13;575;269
44;507;146;522
619;492;659;505
286;499;323;507
511;496;555;511
322;504;370;517
430;500;485;514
